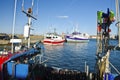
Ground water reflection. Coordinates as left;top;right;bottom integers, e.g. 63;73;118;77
44;45;64;67
44;45;64;52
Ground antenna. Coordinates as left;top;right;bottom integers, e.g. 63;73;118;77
22;0;37;20
22;0;37;48
32;0;34;9
35;0;39;17
22;0;24;11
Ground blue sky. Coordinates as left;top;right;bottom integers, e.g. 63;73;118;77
0;0;117;35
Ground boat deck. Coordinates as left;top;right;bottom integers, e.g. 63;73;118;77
32;64;96;80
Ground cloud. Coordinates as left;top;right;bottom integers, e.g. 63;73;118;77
57;16;69;19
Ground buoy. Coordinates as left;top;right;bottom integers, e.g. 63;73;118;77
97;25;102;32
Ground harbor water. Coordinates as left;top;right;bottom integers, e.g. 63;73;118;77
44;39;120;73
0;39;120;74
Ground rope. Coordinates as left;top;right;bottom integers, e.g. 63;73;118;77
40;58;49;64
39;55;54;64
109;61;120;75
114;44;118;50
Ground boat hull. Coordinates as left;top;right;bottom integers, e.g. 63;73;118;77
43;39;65;45
66;37;89;43
66;39;89;43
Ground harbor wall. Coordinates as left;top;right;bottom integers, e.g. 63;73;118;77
0;34;44;45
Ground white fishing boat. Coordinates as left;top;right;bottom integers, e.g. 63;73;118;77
43;32;65;45
65;24;89;43
66;30;89;43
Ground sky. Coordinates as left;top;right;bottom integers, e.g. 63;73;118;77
0;0;118;35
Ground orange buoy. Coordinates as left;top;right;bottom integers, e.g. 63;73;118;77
97;25;102;32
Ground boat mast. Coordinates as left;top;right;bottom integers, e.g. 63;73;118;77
11;0;17;53
116;0;120;47
96;8;115;79
22;0;37;48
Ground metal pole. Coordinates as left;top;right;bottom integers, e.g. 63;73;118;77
116;0;120;47
32;0;34;9
118;23;120;47
22;0;24;11
28;17;31;48
22;0;36;48
11;0;17;53
85;61;86;72
86;65;89;77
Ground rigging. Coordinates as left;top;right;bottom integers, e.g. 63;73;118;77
22;0;37;48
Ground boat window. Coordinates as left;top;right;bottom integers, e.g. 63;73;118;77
53;36;58;38
83;34;85;36
46;37;51;39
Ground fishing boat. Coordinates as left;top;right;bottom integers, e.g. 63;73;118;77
66;31;89;43
65;24;89;43
0;0;43;79
0;0;24;79
43;32;65;45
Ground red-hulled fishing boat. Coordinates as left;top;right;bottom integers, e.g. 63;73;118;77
43;33;65;45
